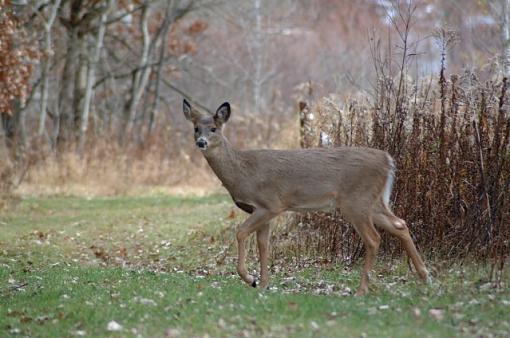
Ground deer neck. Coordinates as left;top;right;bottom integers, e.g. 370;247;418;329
202;138;243;190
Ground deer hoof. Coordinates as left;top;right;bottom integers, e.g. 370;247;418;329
251;279;257;288
258;281;269;289
355;286;369;297
422;270;433;284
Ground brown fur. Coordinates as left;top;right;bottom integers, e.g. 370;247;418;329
183;100;429;295
205;142;390;215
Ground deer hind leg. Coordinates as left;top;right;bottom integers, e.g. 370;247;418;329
347;213;381;296
372;203;429;282
256;224;270;289
236;209;276;287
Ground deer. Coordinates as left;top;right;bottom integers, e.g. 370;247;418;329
182;99;430;296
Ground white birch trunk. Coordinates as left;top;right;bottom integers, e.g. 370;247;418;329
79;0;111;151
502;0;510;76
148;0;175;134
125;4;151;136
38;0;61;137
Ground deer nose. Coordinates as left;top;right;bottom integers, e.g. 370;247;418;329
196;138;208;150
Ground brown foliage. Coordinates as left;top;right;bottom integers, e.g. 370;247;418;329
0;2;38;115
279;67;509;268
185;20;208;36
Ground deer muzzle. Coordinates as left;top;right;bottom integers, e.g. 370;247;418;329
196;137;208;150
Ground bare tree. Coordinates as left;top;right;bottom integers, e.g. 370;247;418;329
488;1;510;75
124;3;152;137
56;0;107;150
6;0;505;160
148;0;177;134
500;0;510;76
252;0;263;112
124;0;196;141
38;0;62;137
79;0;112;151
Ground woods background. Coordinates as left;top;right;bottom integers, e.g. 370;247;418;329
0;0;509;268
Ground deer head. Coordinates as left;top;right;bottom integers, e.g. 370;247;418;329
183;99;230;151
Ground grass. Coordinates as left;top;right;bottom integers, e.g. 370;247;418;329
1;194;509;337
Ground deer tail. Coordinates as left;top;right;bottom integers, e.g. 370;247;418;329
383;153;395;207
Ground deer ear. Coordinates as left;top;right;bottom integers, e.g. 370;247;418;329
214;102;231;124
183;99;192;121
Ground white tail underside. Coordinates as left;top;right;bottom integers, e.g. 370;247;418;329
383;154;395;206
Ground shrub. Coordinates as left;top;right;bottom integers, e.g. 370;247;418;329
278;66;509;274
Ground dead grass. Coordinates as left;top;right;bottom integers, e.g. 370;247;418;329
285;70;509;272
16;149;220;197
13;114;300;198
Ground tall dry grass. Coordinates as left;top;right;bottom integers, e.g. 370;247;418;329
11;109;298;197
275;64;509;276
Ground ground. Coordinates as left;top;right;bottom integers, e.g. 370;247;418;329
0;194;509;337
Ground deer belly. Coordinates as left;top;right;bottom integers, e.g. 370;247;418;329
289;198;337;212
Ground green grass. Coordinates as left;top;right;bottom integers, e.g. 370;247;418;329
1;195;509;337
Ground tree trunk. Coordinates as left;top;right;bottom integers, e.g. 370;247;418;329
253;0;263;113
125;4;151;139
502;0;510;76
1;101;22;160
148;0;174;135
79;1;111;152
57;1;81;152
38;0;61;138
72;37;88;141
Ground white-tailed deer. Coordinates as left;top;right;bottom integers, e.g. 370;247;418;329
183;99;429;295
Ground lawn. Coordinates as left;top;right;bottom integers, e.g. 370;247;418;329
1;195;509;337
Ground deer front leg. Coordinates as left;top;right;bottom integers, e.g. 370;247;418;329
236;209;276;287
256;224;271;289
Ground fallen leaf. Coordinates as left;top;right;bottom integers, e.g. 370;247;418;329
7;309;24;317
107;320;123;331
288;301;299;310
33;230;46;240
36;315;50;324
412;307;421;319
429;308;444;321
139;298;157;306
119;246;127;259
20;315;32;324
165;328;180;337
9;328;21;334
90;245;109;262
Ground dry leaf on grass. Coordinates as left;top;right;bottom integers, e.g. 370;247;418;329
429;308;444;321
107;320;123;331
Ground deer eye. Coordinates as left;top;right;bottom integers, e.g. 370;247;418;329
210;127;217;132
194;127;199;133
